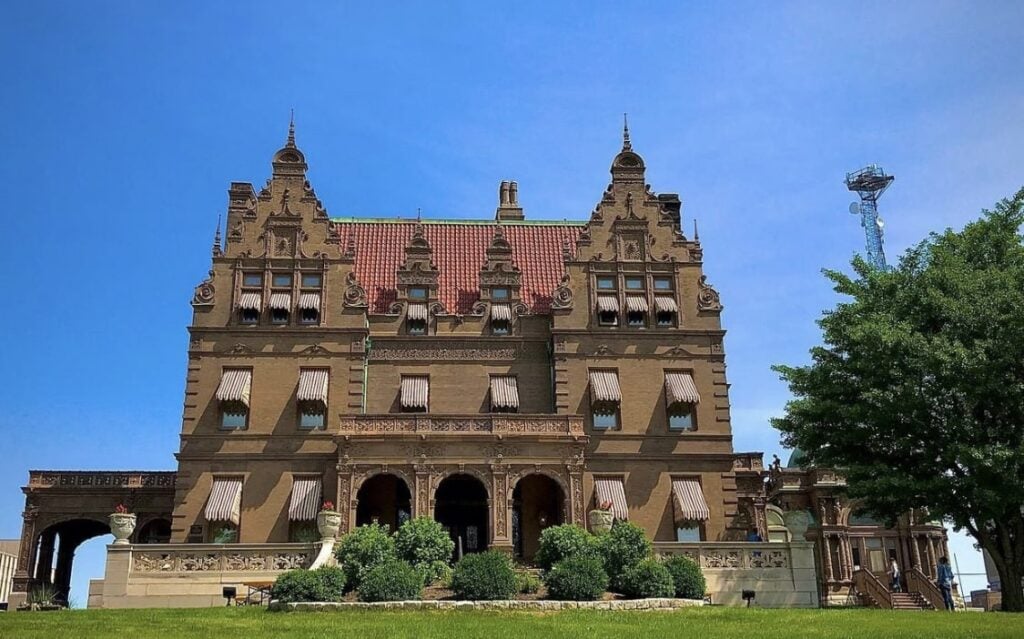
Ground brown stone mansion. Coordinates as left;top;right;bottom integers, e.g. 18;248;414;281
9;123;949;609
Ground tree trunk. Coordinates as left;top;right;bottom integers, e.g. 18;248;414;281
999;563;1024;612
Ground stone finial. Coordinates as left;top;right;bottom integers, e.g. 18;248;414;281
212;216;223;257
622;113;632;152
286;109;296;149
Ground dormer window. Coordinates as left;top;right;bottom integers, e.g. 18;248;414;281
408;286;428;301
491;287;510;300
491;304;511;335
407;303;428;335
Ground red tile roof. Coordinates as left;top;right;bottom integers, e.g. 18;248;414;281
333;219;584;314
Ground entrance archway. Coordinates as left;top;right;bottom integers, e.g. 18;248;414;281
434;474;489;556
513;474;565;561
33;518;110;605
356;474;412;533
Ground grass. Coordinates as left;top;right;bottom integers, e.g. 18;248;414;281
1;607;1022;639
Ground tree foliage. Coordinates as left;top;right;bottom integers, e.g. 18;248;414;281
773;188;1024;611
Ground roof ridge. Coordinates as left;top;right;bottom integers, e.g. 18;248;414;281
329;216;587;227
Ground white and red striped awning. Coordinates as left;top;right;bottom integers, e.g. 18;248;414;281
288;477;322;522
238;292;262;311
589;370;621;403
596;295;620;313
205;478;242;524
595;478;629;520
297;369;329;404
490;376;519;410
400;376;429;410
625;295;649;313
269;293;292;310
665;373;700;406
672;479;710;523
216;369;252;407
491;304;512;321
654;296;678;314
407;304;428;321
298;293;321;311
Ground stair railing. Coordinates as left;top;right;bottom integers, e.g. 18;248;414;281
906;567;944;610
852;568;893;609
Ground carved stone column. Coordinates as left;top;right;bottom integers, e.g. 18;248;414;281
414;465;433;520
753;497;768;540
336;467;354;535
837;534;850;580
822;533;835;582
33;528;55;583
567;464;585;528
12;507;40;605
912;533;922;569
490;465;511;550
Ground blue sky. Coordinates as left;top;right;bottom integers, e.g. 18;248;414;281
2;1;1022;604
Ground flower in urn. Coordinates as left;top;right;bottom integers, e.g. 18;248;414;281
588;500;615;535
109;504;137;545
317;501;341;540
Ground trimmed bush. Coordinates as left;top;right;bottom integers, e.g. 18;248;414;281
663;555;706;599
543;556;608;601
514;570;542;594
272;566;346;603
450;551;517;600
535;524;602;571
618;559;675;599
599;521;653;590
395;517;454;583
334;523;397;590
357;559;424;602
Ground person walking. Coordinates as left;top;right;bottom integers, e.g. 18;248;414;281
889;558;901;592
936;556;956;611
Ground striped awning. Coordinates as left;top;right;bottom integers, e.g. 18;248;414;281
269;293;292;310
625;295;649;313
595;478;629;520
407;304;428;321
238;292;262;311
654;296;678;313
589;370;621;403
672;479;710;523
490;376;519;410
400;376;429;410
216;369;252;406
297;369;329;404
665;373;701;405
298;292;321;311
288;478;322;522
205;478;242;524
491;304;512;321
596;295;619;313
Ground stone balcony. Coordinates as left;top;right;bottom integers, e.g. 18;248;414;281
337;414;586;438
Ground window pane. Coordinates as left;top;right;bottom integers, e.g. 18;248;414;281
625;276;644;290
271;309;289;324
243;273;263;287
599;311;618;326
272;273;293;287
300;308;319;324
669;409;694;431
676;526;701;542
240;309;260;324
491;287;510;300
627;312;646;326
593;410;617;430
657;312;674;327
408;320;426;335
653;277;672;290
300;412;325;430
408;286;428;300
222;411;247;429
596;276;615;290
301;273;322;288
492;320;510;335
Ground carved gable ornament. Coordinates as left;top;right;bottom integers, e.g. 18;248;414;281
697;275;722;311
396;223;439;288
191;271;216;307
342;271;368;308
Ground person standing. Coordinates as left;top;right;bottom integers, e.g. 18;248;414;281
889;558;901;592
936;556;956;611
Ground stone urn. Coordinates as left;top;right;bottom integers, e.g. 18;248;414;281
317;510;342;540
588;509;614;535
109;512;137;545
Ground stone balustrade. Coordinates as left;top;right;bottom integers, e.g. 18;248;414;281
338;414;586;436
27;470;177;489
128;543;314;574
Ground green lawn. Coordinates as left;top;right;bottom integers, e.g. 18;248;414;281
1;607;1022;639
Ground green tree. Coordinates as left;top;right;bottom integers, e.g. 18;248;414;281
773;188;1024;612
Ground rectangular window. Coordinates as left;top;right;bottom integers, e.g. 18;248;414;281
300;307;319;325
653;276;673;291
408;286;428;300
221;410;247;430
272;273;293;287
301;273;322;288
675;525;702;542
627;311;646;327
668;406;695;431
243;273;263;287
657;312;674;327
596;276;616;290
625;276;644;290
240;309;260;325
491;287;510;300
492;320;510;335
598;311;618;326
408;320;426;335
592;407;618;430
299;411;325;430
271;308;289;324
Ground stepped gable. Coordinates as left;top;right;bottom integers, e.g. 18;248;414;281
335;219;583;314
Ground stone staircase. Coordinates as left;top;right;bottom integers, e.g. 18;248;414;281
889;592;935;610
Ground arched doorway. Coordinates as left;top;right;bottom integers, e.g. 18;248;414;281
32;518;110;606
356;474;412;533
137;518;172;544
513;474;564;562
434;474;489;557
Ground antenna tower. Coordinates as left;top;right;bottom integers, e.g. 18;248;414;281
845;164;894;270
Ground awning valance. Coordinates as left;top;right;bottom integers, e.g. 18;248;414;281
595;478;629;520
216;369;252;406
625;295;649;313
238;292;262;311
297;369;329;404
672;479;710;523
205;478;242;524
407;304;428;321
589;370;621;403
490;376;519;410
654;296;678;313
288;478;322;522
400;376;429;410
665;373;700;405
269;293;292;310
596;295;619;313
491;304;512;321
298;292;321;311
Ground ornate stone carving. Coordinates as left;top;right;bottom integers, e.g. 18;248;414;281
228;343;252;354
179;553;220;572
702;550;741;569
551;274;573;310
191;271;216;307
299;344;331;356
342;271;367;308
368;347;518;362
697;275;722;311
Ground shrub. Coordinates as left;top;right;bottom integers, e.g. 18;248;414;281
334;523;397;590
535;524;601;571
663;555;706;599
272;566;346;603
418;560;453;587
450;551;517;600
514;570;542;594
543;556;608;601
357;559;424;602
599;521;653;590
395;517;454;583
618;559;675;599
